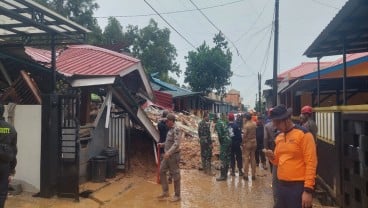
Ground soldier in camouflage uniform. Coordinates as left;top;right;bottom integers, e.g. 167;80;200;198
214;114;231;181
198;112;213;175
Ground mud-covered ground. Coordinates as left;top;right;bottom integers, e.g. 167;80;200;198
5;128;330;208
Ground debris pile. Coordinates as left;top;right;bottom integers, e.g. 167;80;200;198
144;106;220;170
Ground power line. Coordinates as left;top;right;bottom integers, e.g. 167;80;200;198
260;21;274;77
188;0;245;64
234;0;272;43
143;0;196;49
311;0;339;10
96;0;246;19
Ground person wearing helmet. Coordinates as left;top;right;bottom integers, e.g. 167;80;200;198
242;112;257;180
0;103;17;208
300;105;318;142
265;104;317;208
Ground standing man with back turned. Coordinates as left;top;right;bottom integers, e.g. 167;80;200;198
228;113;243;176
198;112;214;175
0;103;17;208
214;114;231;181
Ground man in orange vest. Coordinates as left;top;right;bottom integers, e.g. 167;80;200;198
265;104;317;208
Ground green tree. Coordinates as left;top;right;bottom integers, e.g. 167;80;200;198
103;17;124;44
184;32;232;96
129;19;180;82
34;0;102;44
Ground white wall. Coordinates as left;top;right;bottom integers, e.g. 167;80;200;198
4;105;41;192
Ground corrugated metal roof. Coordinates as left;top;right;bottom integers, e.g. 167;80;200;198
57;45;140;76
24;45;141;77
304;0;368;57
278;62;332;80
302;53;368;79
324;52;368;67
24;45;154;100
154;90;173;110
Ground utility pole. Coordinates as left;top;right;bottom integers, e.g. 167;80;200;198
258;72;262;113
272;0;279;106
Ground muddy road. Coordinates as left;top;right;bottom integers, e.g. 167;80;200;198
103;168;273;208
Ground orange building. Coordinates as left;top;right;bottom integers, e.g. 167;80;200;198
224;89;243;111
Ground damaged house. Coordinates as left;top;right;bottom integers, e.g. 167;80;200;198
0;0;158;201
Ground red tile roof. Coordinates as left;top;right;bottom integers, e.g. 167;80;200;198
57;45;140;76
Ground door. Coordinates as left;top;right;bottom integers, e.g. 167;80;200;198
58;95;80;201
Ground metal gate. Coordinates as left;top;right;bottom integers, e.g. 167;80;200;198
58;95;80;201
109;112;128;169
341;113;368;208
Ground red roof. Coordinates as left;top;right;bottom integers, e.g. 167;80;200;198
56;45;140;76
324;52;368;67
278;52;368;80
25;45;142;77
154;90;173;110
278;62;332;80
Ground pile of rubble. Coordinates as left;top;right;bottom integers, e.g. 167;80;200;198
144;106;220;170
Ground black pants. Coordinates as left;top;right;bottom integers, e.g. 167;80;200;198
0;163;9;208
275;181;304;208
255;147;266;165
230;144;242;171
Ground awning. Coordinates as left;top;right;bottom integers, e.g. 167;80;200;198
304;0;368;57
0;0;90;45
280;77;368;94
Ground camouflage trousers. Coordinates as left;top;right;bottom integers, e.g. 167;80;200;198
219;141;231;169
200;140;212;172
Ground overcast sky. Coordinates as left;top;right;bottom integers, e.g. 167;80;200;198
94;0;348;108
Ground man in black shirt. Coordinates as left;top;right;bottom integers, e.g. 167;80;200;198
157;110;172;183
228;113;243;176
